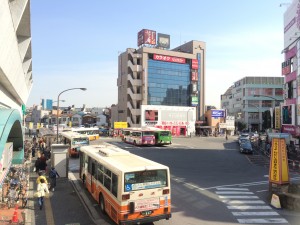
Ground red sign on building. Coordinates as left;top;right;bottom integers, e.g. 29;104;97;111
137;29;156;46
192;59;198;69
153;54;186;64
191;71;198;81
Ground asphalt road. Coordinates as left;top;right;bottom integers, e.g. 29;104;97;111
69;136;300;225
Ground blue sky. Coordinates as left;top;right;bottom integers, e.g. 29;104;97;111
27;0;288;108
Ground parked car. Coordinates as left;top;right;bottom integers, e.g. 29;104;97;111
238;133;250;144
240;140;253;154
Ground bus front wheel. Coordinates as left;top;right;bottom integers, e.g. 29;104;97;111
99;194;106;214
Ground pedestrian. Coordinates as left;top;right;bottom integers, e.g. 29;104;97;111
36;171;48;185
32;146;36;158
49;167;60;191
225;135;228;141
36;178;49;210
34;157;41;173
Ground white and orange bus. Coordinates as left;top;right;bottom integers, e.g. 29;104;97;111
64;127;100;141
79;144;171;225
59;131;89;157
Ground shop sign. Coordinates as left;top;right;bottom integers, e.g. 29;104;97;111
269;138;289;184
161;121;187;126
153;54;186;64
211;110;225;118
275;107;281;129
191;59;198;69
281;124;296;135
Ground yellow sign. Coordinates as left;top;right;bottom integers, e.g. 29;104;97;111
274;107;281;129
269;138;290;184
37;123;41;129
69;121;72;127
114;122;128;129
29;122;33;129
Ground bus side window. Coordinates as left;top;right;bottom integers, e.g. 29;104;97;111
87;157;92;174
112;173;118;198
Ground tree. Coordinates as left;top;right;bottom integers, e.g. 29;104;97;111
262;110;271;131
235;121;247;132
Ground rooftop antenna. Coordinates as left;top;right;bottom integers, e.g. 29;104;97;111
279;2;291;7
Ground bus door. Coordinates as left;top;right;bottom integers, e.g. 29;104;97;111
91;161;96;193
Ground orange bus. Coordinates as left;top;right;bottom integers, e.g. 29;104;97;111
59;131;89;157
79;144;171;225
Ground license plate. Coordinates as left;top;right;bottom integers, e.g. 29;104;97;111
141;210;153;216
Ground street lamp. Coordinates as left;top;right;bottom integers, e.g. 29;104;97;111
187;108;193;137
56;88;87;143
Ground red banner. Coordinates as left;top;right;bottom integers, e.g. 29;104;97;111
153;54;186;64
192;59;198;69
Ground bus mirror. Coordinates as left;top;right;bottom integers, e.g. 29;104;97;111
129;202;135;214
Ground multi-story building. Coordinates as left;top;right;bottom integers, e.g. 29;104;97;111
221;76;284;132
0;0;33;181
281;0;300;143
116;29;205;136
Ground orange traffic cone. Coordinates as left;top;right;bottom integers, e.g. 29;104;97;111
11;205;19;223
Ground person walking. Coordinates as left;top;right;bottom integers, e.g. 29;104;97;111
34;157;41;173
36;178;49;210
49;167;60;191
36;171;48;185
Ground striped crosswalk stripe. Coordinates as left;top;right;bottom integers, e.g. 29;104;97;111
215;187;288;224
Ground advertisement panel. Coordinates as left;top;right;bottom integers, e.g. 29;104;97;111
137;29;156;46
157;33;170;49
191;59;198;69
274;107;281;129
114;122;128;129
191;96;198;106
269;138;289;184
145;110;158;122
153;54;186;64
211;110;225;118
191;71;198;81
282;104;295;125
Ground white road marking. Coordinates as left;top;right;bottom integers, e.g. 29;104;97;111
216;191;254;195
232;212;279;216
223;200;265;204
216;188;249;191
227;205;272;210
237;218;288;224
219;195;259;199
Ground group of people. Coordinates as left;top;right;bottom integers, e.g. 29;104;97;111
31;135;60;210
35;168;60;210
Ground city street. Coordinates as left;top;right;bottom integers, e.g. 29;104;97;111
67;136;300;225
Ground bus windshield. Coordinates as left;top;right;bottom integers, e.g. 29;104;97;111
143;131;154;136
124;169;167;192
72;138;89;145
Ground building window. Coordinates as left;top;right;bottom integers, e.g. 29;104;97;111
147;60;190;106
261;88;272;95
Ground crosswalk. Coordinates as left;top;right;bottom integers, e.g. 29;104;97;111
215;187;288;224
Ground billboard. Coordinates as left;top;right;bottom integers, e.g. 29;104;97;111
145;110;158;122
275;107;281;129
191;96;198;106
191;71;198;81
114;122;128;129
191;59;198;69
137;29;156;46
153;54;186;64
157;33;170;49
282;104;295;125
269;138;289;184
211;110;225;118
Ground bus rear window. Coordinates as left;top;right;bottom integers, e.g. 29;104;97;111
124;170;167;192
143;131;154;136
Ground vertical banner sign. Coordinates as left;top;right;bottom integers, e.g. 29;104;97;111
269;138;290;184
274;107;281;129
